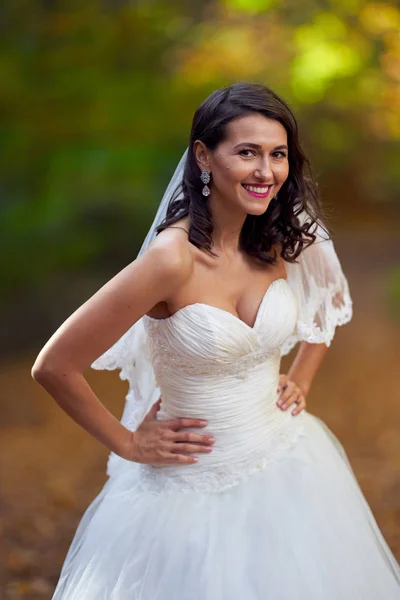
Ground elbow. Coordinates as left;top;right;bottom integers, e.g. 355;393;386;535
31;352;81;385
31;357;52;384
31;354;64;385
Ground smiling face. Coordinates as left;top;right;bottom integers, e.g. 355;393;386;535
194;113;289;216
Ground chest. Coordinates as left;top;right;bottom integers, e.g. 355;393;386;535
144;278;298;374
154;250;288;328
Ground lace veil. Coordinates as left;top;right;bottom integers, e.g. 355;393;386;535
91;147;352;478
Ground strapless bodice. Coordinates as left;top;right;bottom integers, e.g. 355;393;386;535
140;278;306;492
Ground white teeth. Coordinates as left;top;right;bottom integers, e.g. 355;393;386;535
243;185;270;194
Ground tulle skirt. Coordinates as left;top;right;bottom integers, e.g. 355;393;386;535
53;413;400;599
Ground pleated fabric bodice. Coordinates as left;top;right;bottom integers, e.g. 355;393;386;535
140;278;306;493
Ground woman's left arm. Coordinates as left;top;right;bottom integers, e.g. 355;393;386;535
278;217;353;416
277;342;329;416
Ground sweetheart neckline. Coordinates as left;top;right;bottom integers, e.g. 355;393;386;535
144;278;288;331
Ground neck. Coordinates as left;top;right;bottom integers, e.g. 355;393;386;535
208;192;247;254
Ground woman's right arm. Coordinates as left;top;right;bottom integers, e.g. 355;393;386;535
31;230;214;464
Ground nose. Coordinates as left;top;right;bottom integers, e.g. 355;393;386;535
254;157;273;182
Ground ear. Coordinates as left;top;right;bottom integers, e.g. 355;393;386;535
193;140;212;172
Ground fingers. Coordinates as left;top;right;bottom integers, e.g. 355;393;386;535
144;398;162;421
278;374;289;388
165;418;208;431
159;438;214;465
163;424;214;451
291;397;306;416
169;430;215;446
170;443;214;455
164;453;199;465
166;430;215;457
278;383;300;407
154;419;214;465
277;380;306;416
143;418;213;466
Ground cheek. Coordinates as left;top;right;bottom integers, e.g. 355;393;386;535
224;162;252;183
277;163;289;182
214;161;249;186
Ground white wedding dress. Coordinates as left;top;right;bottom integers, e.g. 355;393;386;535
53;271;400;599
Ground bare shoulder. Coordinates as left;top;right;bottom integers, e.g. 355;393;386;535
31;221;193;374
143;223;194;285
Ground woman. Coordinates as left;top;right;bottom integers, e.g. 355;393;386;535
33;82;400;598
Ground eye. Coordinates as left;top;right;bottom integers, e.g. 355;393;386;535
272;151;287;159
238;149;256;157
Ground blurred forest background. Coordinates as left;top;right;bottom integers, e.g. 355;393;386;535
1;0;399;598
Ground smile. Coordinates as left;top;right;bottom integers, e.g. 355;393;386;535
242;184;272;198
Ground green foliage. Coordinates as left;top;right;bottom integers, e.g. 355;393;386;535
0;0;399;298
222;0;280;14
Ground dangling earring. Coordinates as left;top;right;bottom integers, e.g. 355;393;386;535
200;170;211;197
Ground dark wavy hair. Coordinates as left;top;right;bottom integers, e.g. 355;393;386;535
156;82;329;263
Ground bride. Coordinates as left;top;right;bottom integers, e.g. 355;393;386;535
32;82;400;598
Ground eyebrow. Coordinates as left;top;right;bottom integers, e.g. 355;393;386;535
233;142;288;151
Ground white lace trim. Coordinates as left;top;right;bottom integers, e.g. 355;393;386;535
91;324;138;383
280;279;353;355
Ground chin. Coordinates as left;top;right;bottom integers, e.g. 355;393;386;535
238;188;274;216
243;201;271;216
